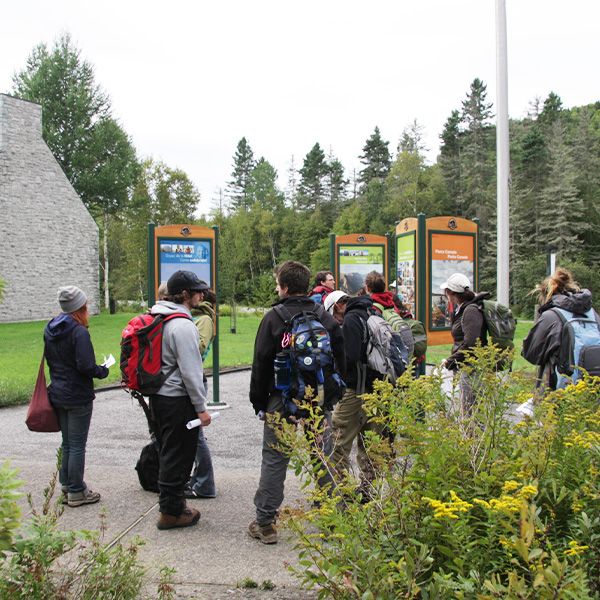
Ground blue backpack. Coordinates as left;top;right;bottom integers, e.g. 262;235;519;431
553;307;600;388
273;303;345;416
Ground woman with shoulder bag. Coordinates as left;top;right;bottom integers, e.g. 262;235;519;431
44;286;108;507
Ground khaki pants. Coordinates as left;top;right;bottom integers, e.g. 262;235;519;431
331;388;377;486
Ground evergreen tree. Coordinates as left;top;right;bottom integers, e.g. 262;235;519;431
460;78;496;288
398;119;427;155
358;126;391;188
439;110;462;214
298;143;328;210
538;91;563;127
227;137;255;211
538;121;587;257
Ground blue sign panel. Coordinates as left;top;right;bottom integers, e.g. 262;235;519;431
158;238;212;286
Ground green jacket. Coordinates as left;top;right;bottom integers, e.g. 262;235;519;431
192;301;215;359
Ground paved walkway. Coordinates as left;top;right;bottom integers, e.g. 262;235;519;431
0;371;317;599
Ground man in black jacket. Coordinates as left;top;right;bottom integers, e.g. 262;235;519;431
330;295;383;497
248;261;345;544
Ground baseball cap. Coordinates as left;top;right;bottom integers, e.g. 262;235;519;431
324;290;349;314
440;273;471;293
167;270;210;295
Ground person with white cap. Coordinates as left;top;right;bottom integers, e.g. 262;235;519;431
323;289;349;325
440;273;489;414
44;286;109;507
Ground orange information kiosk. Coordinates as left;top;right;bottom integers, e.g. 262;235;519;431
395;215;478;346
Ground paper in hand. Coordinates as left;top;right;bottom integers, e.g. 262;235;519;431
101;354;116;369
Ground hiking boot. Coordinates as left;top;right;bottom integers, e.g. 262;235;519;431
248;520;278;544
157;507;201;530
67;488;101;507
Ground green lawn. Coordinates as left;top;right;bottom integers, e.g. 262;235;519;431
0;312;262;407
0;311;534;407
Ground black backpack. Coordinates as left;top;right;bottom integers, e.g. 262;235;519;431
132;391;160;492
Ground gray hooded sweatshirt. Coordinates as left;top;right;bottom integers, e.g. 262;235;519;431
150;300;208;413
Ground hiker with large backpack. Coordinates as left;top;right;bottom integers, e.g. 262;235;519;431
441;273;490;415
248;261;345;544
330;290;408;502
129;270;211;530
367;271;426;374
523;268;600;393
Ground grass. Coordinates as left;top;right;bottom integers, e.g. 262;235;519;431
0;311;262;407
0;311;534;408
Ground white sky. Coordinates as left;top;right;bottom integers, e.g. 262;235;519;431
1;0;598;215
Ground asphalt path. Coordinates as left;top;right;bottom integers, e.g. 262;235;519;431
0;370;317;599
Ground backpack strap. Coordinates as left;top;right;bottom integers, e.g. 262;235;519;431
273;303;293;325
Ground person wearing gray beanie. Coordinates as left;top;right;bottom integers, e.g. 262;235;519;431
44;285;109;507
58;286;87;313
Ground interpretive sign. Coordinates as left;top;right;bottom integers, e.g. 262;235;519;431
396;232;416;317
331;234;388;295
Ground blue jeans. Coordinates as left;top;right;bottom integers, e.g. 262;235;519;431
55;403;93;494
188;426;216;497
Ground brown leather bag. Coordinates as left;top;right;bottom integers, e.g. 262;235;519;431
25;356;60;432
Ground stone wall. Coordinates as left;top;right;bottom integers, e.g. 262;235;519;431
0;94;99;322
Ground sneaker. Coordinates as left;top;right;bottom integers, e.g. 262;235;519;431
157;507;201;530
248;520;278;544
184;486;216;500
67;488;101;507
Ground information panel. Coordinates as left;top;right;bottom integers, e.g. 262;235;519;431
429;232;476;330
396;233;416;316
338;244;385;295
158;239;212;286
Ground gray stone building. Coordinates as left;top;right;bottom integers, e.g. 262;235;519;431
0;94;99;323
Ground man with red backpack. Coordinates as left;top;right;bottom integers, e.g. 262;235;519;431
148;270;211;530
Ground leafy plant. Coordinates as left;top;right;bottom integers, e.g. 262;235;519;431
276;346;600;598
0;456;171;599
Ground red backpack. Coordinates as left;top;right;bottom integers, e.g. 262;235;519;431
120;312;190;395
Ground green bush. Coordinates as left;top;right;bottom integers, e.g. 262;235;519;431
277;346;600;598
0;457;171;599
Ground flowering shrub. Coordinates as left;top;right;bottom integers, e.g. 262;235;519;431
276;346;600;598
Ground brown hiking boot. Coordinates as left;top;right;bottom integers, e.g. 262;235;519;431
248;520;278;544
157;507;200;530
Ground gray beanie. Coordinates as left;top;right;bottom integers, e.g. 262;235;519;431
58;286;87;313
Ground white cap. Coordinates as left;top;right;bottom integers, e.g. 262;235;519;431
440;273;471;293
324;290;349;314
388;281;397;288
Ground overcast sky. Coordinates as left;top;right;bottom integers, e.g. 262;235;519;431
1;0;598;215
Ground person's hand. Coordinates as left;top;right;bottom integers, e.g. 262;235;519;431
197;411;211;427
440;359;447;369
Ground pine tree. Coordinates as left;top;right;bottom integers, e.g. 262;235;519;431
358;126;391;188
439;110;463;214
227;137;255;211
298;143;328;210
538;121;586;257
398;119;427;155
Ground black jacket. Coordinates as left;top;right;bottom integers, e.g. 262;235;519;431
44;314;109;407
249;296;346;414
445;292;489;371
522;289;598;390
342;296;380;391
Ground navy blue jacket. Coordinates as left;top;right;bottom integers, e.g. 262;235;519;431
43;314;109;406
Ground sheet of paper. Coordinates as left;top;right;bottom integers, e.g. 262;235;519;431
102;353;116;369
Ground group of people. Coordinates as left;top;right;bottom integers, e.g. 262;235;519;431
42;262;598;540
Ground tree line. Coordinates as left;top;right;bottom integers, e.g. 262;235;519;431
12;35;599;316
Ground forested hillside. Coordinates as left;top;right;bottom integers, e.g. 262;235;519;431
12;36;599;315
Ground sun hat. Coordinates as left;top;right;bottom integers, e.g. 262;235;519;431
440;273;471;293
324;290;349;314
57;286;87;313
